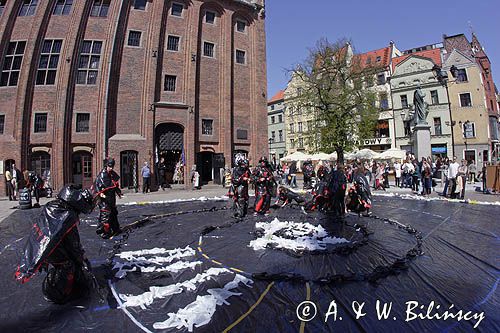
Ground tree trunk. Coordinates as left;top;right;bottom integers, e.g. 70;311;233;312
337;148;345;165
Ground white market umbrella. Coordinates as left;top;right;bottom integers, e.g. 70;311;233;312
310;152;331;161
354;148;380;160
376;148;407;160
280;151;310;162
344;151;356;160
329;152;338;161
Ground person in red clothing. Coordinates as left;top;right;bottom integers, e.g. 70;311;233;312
252;157;274;216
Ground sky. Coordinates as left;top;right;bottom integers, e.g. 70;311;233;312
265;0;500;98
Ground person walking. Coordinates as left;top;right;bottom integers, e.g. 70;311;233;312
141;161;151;193
11;164;21;200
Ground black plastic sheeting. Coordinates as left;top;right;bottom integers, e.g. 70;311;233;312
0;197;498;332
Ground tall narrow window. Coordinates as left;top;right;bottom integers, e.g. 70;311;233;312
36;40;62;85
289;123;294;133
127;31;141;47
459;93;472;107
463;122;475;138
164;75;176;91
298;122;303;133
290;139;295;149
53;0;73;15
19;0;38;16
379;93;389;109
1;41;26;87
77;40;102;85
456;69;468;82
76;113;90;133
0;0;6;17
0;114;5;134
278;130;283;142
34;113;48;133
235;50;246;64
171;3;183;16
203;42;215;58
430;90;439;104
377;73;385;85
433;117;442;135
236;20;246;33
133;0;146;10
202;119;213;135
205;11;215;24
167;35;180;51
400;95;408;108
298;138;304;148
90;0;109;17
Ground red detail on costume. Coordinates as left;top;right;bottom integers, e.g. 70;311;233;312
255;197;264;212
16;219;79;284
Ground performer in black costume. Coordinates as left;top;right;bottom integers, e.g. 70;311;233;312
228;155;251;218
329;165;348;217
305;165;331;212
95;158;122;238
302;159;315;189
346;165;372;215
28;171;44;207
16;185;96;304
252;157;274;216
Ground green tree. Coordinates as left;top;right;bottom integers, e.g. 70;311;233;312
289;38;381;163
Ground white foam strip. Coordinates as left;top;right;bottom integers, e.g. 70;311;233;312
117;245;195;260
108;280;154;333
113;260;202;279
120;196;229;206
153;274;253;332
120;268;231;309
250;218;350;251
373;192;500;206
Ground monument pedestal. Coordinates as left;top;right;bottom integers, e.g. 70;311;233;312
413;124;431;160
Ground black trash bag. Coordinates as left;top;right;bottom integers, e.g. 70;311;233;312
15;185;94;284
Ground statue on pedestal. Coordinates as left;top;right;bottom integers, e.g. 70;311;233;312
413;86;428;125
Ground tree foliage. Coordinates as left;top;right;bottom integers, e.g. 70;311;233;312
289;38;382;163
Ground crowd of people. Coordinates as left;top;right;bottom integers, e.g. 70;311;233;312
4;164;53;204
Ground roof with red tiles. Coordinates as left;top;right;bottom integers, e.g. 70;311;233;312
392;48;442;71
355;46;392;69
268;90;285;104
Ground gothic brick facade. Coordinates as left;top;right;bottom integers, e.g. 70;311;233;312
0;0;267;194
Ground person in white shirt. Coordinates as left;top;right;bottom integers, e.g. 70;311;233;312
447;157;460;198
394;161;402;187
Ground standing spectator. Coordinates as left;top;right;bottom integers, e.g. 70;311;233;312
447;157;460;198
394;161;401;188
289;162;297;188
5;169;14;201
11;164;21;200
468;160;477;184
422;160;432;195
190;165;201;190
141;161;151;193
412;160;420;193
157;157;170;190
480;162;488;193
457;159;468;199
383;163;390;188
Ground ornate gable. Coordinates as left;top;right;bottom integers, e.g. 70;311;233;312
393;56;434;76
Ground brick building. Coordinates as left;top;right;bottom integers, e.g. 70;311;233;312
0;0;267;194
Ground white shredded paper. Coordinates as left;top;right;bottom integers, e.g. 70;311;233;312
152;274;253;332
249;218;350;252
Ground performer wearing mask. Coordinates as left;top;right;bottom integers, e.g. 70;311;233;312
252;157;274;216
94;158;122;239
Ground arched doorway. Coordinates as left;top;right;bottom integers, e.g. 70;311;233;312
155;123;184;184
31;151;51;177
72;151;93;188
120;150;138;191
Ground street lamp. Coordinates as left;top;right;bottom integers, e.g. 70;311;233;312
268;137;274;161
432;64;458;157
459;120;471;159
